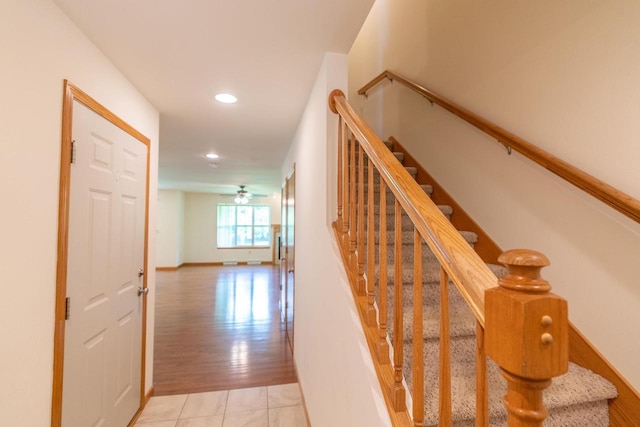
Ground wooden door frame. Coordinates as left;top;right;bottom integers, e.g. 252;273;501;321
283;165;295;350
51;81;151;427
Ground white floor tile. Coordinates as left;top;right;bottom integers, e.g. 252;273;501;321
226;387;268;414
139;383;304;427
181;390;228;418
176;415;225;427
138;394;188;423
268;406;306;427
223;409;269;427
267;384;301;409
135;420;177;427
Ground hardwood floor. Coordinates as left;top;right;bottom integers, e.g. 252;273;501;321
153;265;297;396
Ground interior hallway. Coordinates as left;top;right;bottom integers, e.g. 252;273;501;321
153;265;297;396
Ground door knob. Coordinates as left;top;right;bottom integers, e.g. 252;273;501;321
137;287;149;296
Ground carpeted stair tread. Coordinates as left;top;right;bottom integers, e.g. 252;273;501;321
377;263;476;287
360;151;405;164
364;184;434;199
374;261;504;294
486;263;507;278
364;165;417;178
371;205;453;226
384;298;476;342
375;229;477;246
378;202;454;216
402;337;617;426
377;264;506;309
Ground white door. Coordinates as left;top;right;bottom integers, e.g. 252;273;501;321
62;100;147;427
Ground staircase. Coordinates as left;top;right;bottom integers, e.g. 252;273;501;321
368;140;617;426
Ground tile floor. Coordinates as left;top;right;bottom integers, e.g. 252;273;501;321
136;383;308;427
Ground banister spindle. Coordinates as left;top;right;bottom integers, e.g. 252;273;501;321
365;158;376;326
342;128;350;240
439;267;452;426
377;177;390;364
391;198;406;411
412;229;424;426
357;143;366;295
486;249;569;427
475;322;488;427
336;116;344;232
349;137;357;271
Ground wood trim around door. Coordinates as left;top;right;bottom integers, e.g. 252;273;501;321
51;80;152;427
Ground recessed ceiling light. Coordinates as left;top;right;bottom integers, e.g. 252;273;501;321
215;93;237;104
205;153;220;159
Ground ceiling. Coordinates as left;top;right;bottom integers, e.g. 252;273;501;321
52;0;374;196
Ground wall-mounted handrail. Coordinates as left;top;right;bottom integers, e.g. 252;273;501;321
358;70;640;224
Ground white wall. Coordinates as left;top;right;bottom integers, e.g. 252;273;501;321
157;190;185;268
349;0;640;390
0;0;159;424
183;192;281;264
281;52;391;427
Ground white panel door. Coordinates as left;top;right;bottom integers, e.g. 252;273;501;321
62;100;146;427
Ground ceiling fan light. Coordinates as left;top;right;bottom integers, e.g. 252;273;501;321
234;195;249;204
215;93;237;104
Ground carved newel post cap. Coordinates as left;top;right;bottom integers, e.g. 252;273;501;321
498;249;551;293
486;248;568;380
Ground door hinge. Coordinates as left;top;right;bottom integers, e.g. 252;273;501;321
65;297;71;320
70;140;76;164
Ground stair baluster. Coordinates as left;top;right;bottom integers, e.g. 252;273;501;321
336;116;344;233
439;267;453;425
475;322;489;427
357;143;366;295
349;137;357;270
391;199;406;411
412;229;424;426
376;177;390;364
365;158;377;326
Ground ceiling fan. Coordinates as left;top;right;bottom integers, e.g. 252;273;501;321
220;185;266;204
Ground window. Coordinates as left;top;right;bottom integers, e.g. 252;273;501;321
217;204;271;248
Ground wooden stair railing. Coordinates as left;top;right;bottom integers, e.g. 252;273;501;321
358;70;640;225
360;70;640;424
328;89;569;426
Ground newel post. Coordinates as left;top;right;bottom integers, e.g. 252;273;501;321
485;249;569;426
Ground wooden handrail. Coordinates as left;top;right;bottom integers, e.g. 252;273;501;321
358;70;640;224
329;89;496;327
